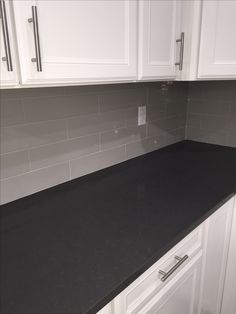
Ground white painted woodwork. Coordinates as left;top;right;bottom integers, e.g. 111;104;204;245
97;302;113;314
138;0;181;80
221;197;236;314
176;0;202;81
0;0;19;87
137;252;203;314
199;197;235;314
12;0;137;85
113;225;204;313
198;0;236;79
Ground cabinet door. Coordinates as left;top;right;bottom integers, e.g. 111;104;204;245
0;0;19;87
12;0;137;86
198;0;236;78
200;197;235;314
221;197;236;314
138;252;203;314
138;0;181;80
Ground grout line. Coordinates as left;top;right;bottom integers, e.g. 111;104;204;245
0;132;100;156
68;160;72;180
27;150;32;172
0;161;69;182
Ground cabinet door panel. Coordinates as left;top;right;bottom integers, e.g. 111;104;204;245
139;252;202;314
200;197;235;314
198;0;236;78
138;0;181;80
12;0;137;85
0;0;19;87
221;197;236;314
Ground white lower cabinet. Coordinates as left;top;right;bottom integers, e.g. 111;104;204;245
98;196;236;314
199;197;235;314
221;197;236;314
136;252;203;314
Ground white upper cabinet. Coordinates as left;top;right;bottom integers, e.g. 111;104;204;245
0;0;19;87
2;0;236;87
198;0;236;79
12;0;137;86
138;0;181;80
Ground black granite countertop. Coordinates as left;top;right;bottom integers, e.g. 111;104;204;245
1;140;236;314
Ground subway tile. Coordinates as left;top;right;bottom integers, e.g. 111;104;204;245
147;115;186;137
0;163;69;204
0;120;67;154
200;131;227;146
100;88;146;112
165;128;186;144
148;86;167;106
187;98;231;116
23;94;99;123
186;113;201;128
101;125;146;151
29;134;99;170
148;82;187;106
229;114;236;132
226;131;236;148
125;107;139;126
166;101;187;116
0;151;29;179
188;83;236;102
231;103;236;116
64;82;147;97
0;86;64;100
186;126;227;146
67;110;125;138
146;103;167;122
200;115;229;132
126;128;185;160
186;126;204;141
70;146;125;179
126;136;161;159
0;98;25;127
23;96;69;122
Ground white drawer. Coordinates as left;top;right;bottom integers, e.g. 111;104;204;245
115;223;205;314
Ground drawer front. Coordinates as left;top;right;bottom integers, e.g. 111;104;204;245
115;223;204;314
137;251;203;314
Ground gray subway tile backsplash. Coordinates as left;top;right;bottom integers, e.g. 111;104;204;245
0;98;25;127
0;163;69;204
70;146;126;179
29;134;99;170
67;109;125;139
101;124;147;151
0;150;29;179
0;120;67;154
1;80;235;205
186;81;236;147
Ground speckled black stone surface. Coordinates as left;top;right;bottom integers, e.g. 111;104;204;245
1;141;236;314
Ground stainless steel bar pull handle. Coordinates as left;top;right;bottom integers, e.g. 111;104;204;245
159;255;189;282
28;6;42;72
175;32;185;71
0;0;13;71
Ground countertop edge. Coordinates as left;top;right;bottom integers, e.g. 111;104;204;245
89;192;236;314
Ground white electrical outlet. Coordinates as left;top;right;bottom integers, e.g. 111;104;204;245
138;105;146;126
